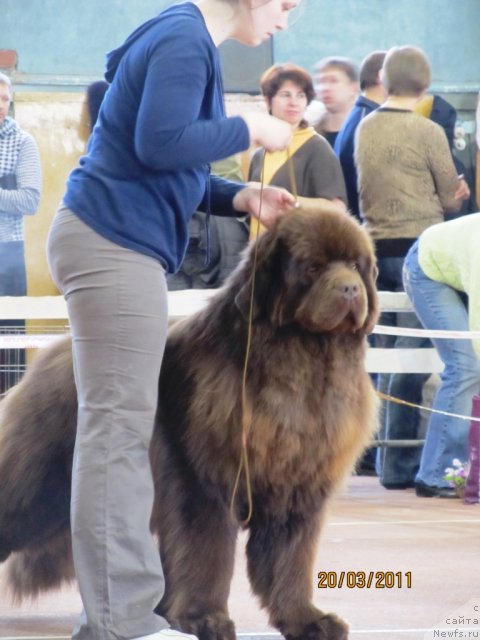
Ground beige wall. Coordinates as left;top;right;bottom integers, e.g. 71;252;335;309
13;92;90;296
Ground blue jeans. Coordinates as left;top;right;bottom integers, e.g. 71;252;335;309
0;240;27;296
0;241;27;395
374;256;430;486
403;241;478;488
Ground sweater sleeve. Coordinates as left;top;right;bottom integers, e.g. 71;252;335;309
426;125;460;213
0;134;42;216
134;23;250;171
198;174;245;217
468;250;480;358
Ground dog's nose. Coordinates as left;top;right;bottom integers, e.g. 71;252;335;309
338;282;360;300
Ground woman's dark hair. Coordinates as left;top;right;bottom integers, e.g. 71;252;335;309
260;63;315;128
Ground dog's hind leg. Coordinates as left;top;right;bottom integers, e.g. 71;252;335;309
246;504;349;640
151;462;237;640
0;338;77;563
0;458;71;562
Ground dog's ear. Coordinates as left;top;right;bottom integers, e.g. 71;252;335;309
234;231;290;326
361;258;380;334
234;277;257;321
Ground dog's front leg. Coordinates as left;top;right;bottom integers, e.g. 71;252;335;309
246;502;349;640
152;460;238;640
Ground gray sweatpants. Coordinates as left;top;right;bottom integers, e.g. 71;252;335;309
47;206;169;640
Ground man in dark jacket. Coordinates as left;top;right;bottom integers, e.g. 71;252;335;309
334;51;387;220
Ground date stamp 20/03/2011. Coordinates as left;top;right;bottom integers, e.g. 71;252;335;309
317;571;412;589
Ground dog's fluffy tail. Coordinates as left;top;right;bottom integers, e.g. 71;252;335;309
2;530;75;603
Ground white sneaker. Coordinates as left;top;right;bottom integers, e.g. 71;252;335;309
134;629;198;640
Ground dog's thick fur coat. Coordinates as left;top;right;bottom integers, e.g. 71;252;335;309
0;210;379;640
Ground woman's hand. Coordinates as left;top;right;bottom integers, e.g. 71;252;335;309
233;182;295;227
330;197;349;214
242;112;292;152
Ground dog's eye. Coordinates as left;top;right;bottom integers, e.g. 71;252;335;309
349;261;359;271
307;264;321;275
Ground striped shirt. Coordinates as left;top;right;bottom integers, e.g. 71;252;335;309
0;116;42;242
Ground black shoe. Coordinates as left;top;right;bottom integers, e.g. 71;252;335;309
356;465;377;477
381;481;415;490
355;448;377;476
415;482;457;498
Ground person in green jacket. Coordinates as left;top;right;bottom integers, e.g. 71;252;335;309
403;213;480;497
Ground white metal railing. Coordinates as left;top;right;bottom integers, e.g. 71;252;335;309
0;290;445;374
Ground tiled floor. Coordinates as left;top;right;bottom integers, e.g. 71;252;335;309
1;476;478;640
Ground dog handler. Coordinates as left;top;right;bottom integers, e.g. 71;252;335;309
46;2;299;640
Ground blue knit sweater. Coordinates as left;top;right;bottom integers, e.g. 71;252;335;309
64;2;250;273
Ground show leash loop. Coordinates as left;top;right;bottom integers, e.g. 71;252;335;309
286;145;300;207
229;151;266;526
230;145;299;526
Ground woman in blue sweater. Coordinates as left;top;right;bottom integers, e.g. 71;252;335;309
46;2;299;640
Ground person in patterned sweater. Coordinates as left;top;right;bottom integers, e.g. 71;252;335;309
0;71;41;296
0;72;42;396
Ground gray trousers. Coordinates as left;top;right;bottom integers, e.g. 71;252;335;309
47;206;169;640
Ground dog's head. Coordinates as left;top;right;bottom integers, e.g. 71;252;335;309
235;209;379;335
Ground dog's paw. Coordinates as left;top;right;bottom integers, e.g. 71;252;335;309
280;612;349;640
172;612;236;640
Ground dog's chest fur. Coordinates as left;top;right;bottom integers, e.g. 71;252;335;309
161;322;376;508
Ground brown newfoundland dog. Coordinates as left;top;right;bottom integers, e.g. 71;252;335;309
0;209;379;640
